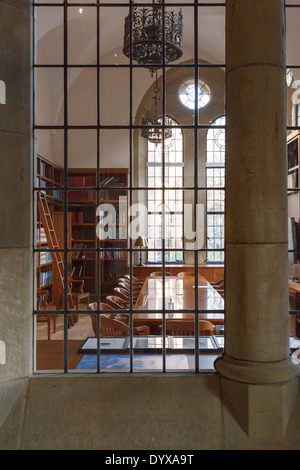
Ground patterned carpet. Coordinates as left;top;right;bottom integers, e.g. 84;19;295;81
76;354;192;371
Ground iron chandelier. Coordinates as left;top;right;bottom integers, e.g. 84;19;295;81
141;70;174;147
122;0;183;70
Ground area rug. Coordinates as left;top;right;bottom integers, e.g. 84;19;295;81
76;354;190;371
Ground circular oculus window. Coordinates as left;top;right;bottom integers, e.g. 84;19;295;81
178;79;211;110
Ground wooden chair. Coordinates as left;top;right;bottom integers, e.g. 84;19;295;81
106;295;129;310
124;274;144;286
68;278;90;310
88;302;114;311
119;278;141;291
118;282;139;300
164;319;216;336
89;302;114;334
113;287;131;305
150;271;172;277
90;313;150;337
37;289;57;340
210;278;224;287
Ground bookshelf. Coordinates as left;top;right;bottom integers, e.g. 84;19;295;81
36;162;129;307
99;168;129;299
37;154;63;201
68;169;97;296
67;168;129;299
36;155;64;308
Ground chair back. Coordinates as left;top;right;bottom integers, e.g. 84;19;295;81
199;320;216;336
89;303;116;335
106;295;128;309
165;319;216;336
118;282;130;292
88;302;114;311
210;278;224;287
100;314;129;337
114;287;130;300
150;272;172;277
177;272;195;278
37;289;50;309
124;274;140;282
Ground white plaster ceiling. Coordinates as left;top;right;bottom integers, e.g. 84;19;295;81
35;3;300;75
35;4;226;65
34;3;300;127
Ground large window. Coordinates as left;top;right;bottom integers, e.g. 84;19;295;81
33;1;226;374
206;116;225;263
147;120;184;263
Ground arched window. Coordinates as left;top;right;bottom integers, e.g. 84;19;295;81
147;118;184;263
206;115;226;262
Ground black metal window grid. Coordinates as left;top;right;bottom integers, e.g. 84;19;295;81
32;1;227;374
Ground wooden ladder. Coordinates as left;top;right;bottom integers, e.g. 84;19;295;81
37;192;74;311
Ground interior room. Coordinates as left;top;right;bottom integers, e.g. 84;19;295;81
0;0;300;451
34;1;228;373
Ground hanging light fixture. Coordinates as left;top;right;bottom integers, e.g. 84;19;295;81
141;70;174;148
122;0;183;71
123;0;182;146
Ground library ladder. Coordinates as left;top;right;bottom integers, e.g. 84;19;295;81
37;192;75;311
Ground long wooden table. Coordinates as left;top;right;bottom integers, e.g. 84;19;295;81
133;276;224;327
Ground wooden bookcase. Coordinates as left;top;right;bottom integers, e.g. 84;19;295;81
36;155;64;308
36;160;129;305
67;168;129;300
99;168;128;299
287;130;300;193
68;169;97;296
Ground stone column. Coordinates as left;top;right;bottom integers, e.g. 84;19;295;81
214;0;299;440
0;0;32;435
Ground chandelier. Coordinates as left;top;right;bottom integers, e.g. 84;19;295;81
141;70;174;148
122;0;183;70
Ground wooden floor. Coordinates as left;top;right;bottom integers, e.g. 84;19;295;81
36;304;95;371
36;312;94;341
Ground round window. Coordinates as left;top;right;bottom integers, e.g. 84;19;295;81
178;79;211;110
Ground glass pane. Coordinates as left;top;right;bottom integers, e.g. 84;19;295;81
99;7;129;65
35;315;64;372
68;7;97;65
198;6;225;65
133;68;162;126
286;7;300;66
68;68;97;126
99;129;130;170
35;67;64;126
35;7;63;65
100;67;130;125
68;129;97;169
35;130;64;172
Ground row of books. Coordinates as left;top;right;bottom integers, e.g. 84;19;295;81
40;251;52;265
72;243;94;259
99;251;127;260
68;175;126;187
39;161;52;179
99;176;123;186
68;175;96;187
72;211;85;224
71;262;88;278
40;270;52;287
68;190;96;202
39;228;47;244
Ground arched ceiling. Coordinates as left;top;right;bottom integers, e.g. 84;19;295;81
36;4;226;66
